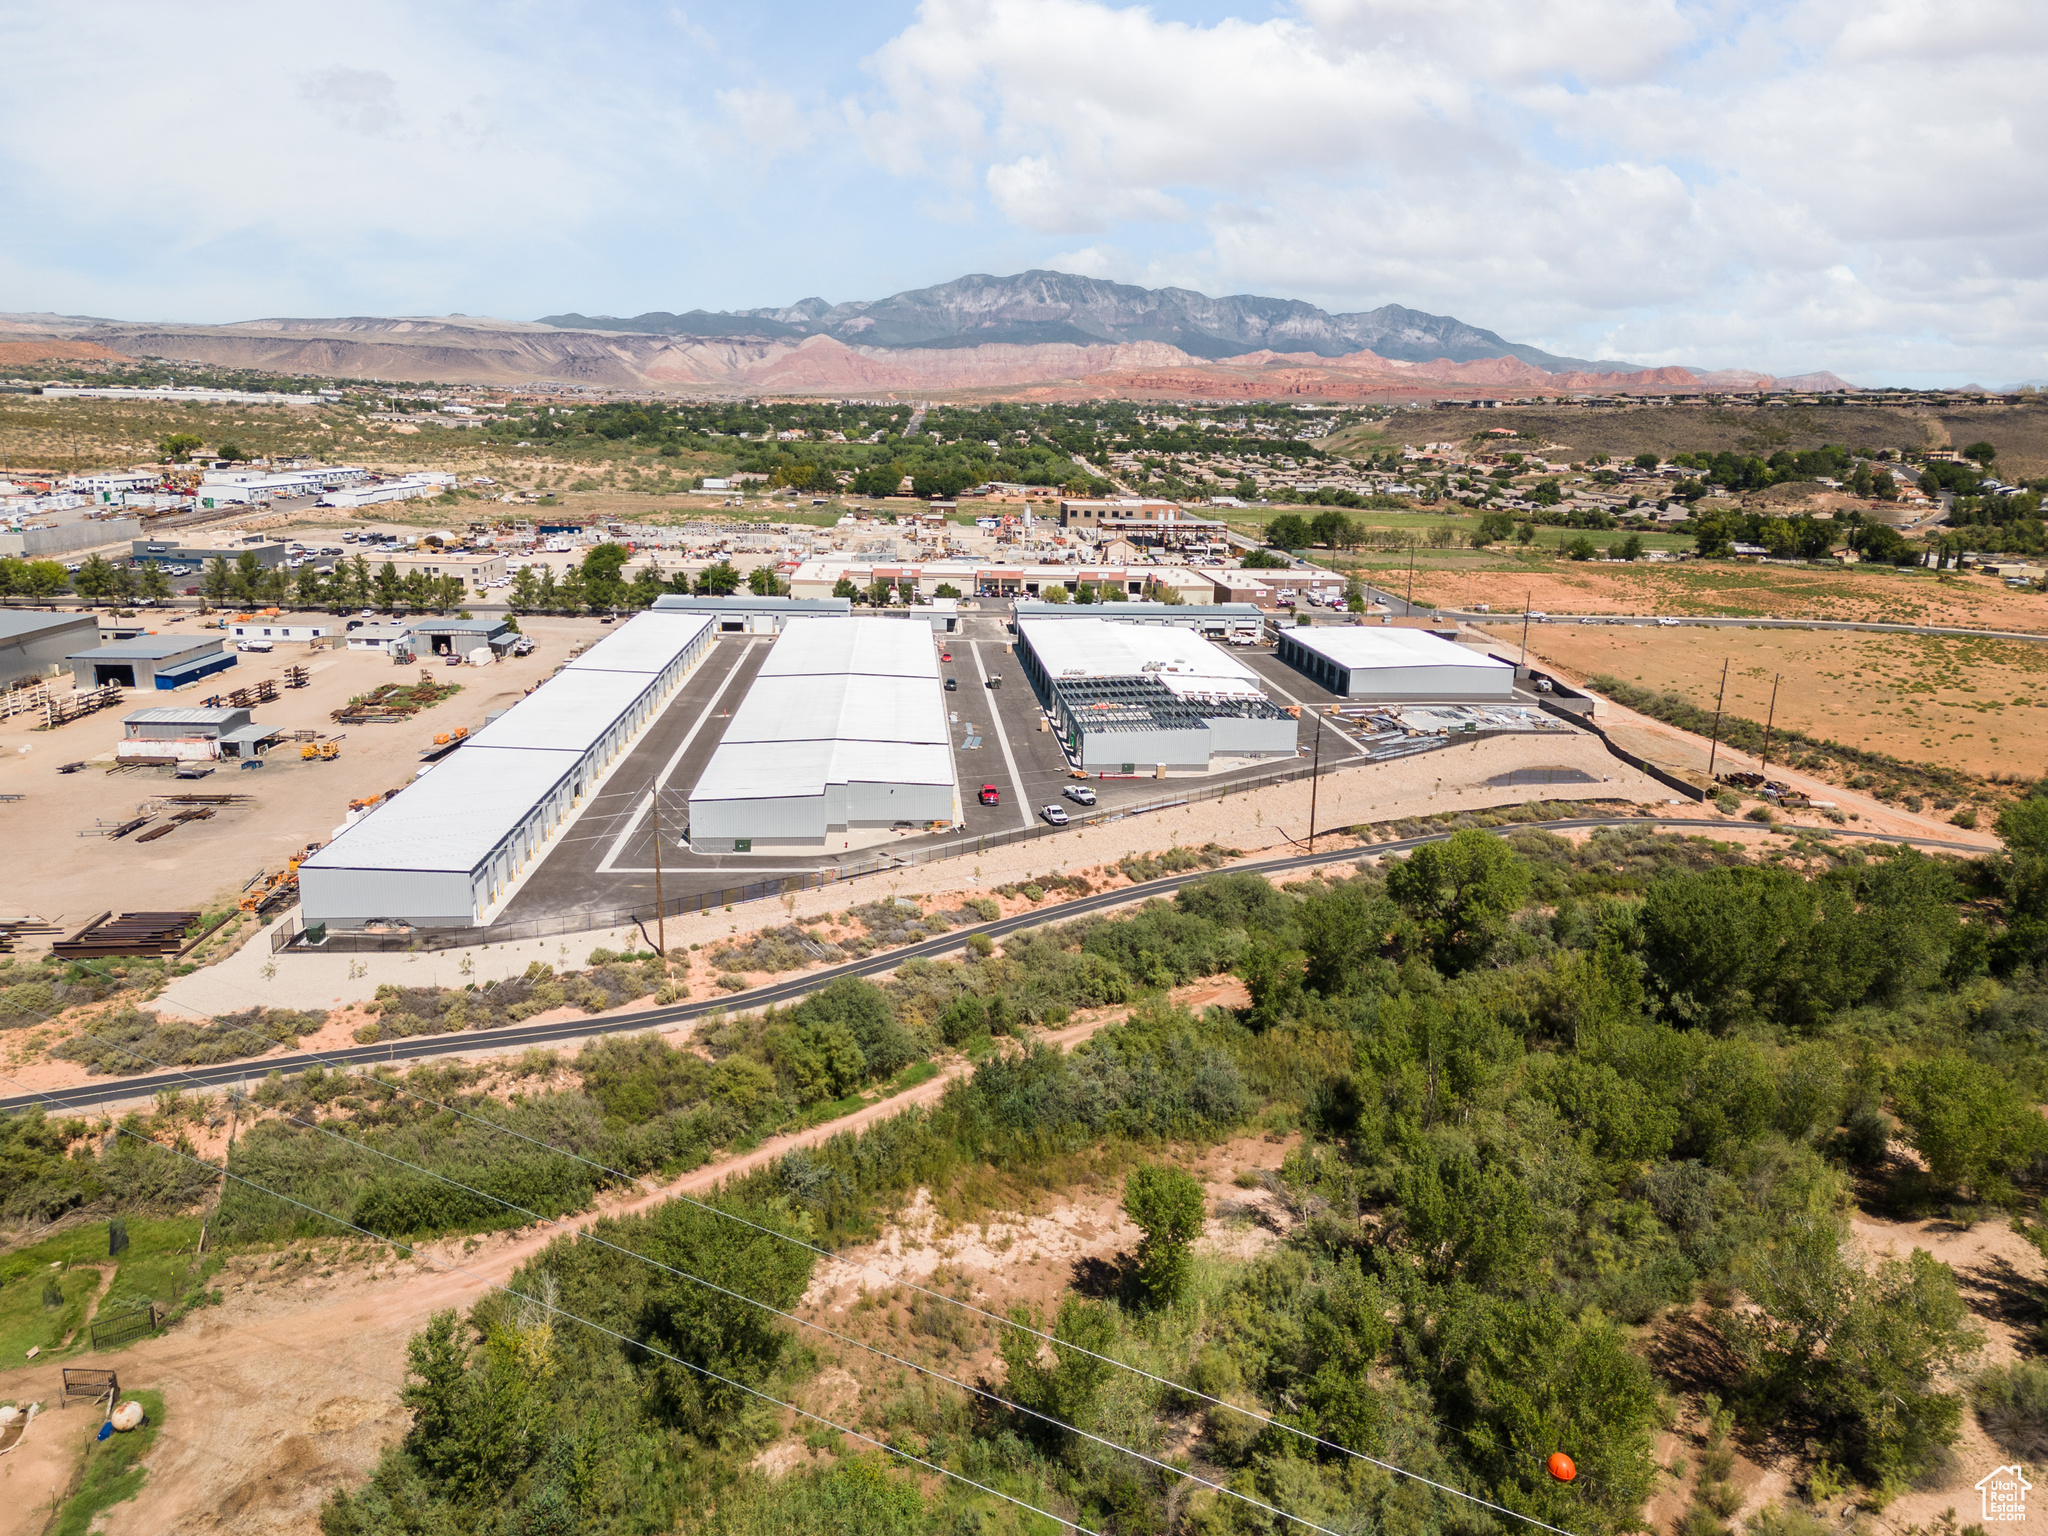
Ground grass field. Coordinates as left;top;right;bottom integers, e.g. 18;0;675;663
47;1387;166;1536
1493;622;2048;778
0;1217;213;1363
1405;560;2048;629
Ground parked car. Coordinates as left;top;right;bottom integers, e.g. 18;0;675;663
1063;784;1096;806
1040;804;1070;826
238;638;274;653
945;677;958;691
978;784;1001;806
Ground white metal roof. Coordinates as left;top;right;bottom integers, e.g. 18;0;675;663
302;749;575;874
1021;618;1266;698
722;674;949;747
691;740;957;801
123;706;245;726
758;616;937;680
560;612;714;676
464;669;655;754
1286;626;1512;673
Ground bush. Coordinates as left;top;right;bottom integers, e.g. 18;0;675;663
1953;806;1979;829
1713;790;1741;814
1974;1359;2048;1458
1746;805;1776;825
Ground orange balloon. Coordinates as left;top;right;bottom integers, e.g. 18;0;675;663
1547;1453;1577;1483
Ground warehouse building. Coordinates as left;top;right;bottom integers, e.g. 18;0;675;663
688;617;958;853
652;594;852;633
1010;600;1264;642
1017;617;1297;773
0;611;98;688
116;705;279;761
1275;626;1514;701
298;612;716;930
65;634;236;691
131;536;289;571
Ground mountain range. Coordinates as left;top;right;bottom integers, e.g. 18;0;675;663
538;270;1636;372
0;273;1852;398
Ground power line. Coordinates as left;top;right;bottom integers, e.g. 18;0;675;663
0;1069;1110;1536
21;991;1585;1536
60;1028;1360;1536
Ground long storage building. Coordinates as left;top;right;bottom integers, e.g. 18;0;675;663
1275;626;1514;701
1016;617;1297;773
688;617;958;853
298;612;716;930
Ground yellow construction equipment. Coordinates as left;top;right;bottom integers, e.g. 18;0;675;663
318;741;340;760
300;743;319;760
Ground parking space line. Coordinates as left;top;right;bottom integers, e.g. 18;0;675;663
596;639;761;874
968;639;1035;830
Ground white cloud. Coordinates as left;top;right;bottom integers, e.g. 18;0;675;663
851;0;2048;379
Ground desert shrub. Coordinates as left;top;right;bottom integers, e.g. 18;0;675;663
1974;1359;2048;1458
57;1007;320;1074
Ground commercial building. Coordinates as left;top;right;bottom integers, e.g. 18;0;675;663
116;705;278;761
318;474;454;508
688;617;958;853
382;551;507;587
652;594;853;632
1275;626;1514;701
0;611;97;688
65;634;236;691
132;537;290;571
228;618;333;644
299;612;717;930
1010;600;1264;642
1057;500;1228;543
410;617;516;656
1016;617;1297;773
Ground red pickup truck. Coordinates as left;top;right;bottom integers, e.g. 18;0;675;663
978;784;1001;806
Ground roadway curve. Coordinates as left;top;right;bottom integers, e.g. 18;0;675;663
3;816;1995;1116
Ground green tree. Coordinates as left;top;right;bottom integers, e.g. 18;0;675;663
1239;547;1288;568
22;561;66;601
71;553;115;605
694;561;740;596
747;564;785;596
1041;582;1069;605
932;582;962;598
0;556;20;602
258;565;291;606
1074;582;1098;604
831;576;858;600
555;566;589;614
1610;533;1645;561
629;563;666;608
1890;1051;2048;1200
292;563;326;608
1962;441;1997;466
136;561;172;602
581;543;631;610
1309;509;1355;549
1122;1163;1205;1307
216;440;250;463
999;1296;1117;1444
848;460;905;498
863;577;893;606
1565;534;1598;560
200;556;235;604
158;432;202;462
1724;1217;1980;1487
506;567;540;614
1385;828;1532;972
231;551;262;603
107;560;137;604
373;560;401;610
1264;513;1311;549
1633;452;1660;470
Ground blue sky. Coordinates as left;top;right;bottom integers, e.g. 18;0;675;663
3;0;2043;385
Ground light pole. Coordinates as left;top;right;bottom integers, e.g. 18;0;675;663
1306;711;1324;853
650;781;666;956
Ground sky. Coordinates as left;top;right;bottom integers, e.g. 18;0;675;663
2;0;2044;385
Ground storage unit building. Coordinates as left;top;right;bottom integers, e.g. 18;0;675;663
65;635;236;691
688;616;958;852
652;594;852;633
1011;600;1264;641
1017;617;1296;772
298;612;717;930
1275;626;1514;701
0;611;98;688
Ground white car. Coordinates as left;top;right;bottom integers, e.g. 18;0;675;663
1656;616;1681;626
1040;804;1070;826
1063;784;1096;806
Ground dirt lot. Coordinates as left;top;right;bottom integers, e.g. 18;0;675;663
1490;622;2048;778
1408;561;2048;629
0;613;611;928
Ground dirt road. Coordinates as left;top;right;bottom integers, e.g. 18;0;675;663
0;986;1192;1536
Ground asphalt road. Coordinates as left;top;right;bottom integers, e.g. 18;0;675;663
2;815;1993;1116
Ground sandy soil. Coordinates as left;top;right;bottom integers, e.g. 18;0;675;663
0;612;612;927
0;976;1255;1536
1490;622;2048;780
1406;562;2048;631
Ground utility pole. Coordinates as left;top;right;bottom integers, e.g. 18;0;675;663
1406;539;1416;612
1306;711;1324;853
650;782;666;956
1761;672;1781;767
1519;588;1532;670
1706;658;1731;780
